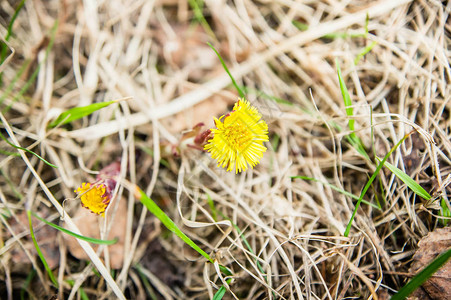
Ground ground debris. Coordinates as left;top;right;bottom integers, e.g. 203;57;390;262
409;227;451;300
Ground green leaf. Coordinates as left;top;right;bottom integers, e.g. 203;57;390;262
206;193;218;222
0;58;31;106
379;159;431;200
440;198;450;226
212;286;227;300
31;211;117;245
207;42;245;98
0;148;20;156
138;144;170;168
4;0;26;42
216;210;267;274
48;100;119;128
336;60;354;130
0;167;24;201
137;188;214;263
336;60;368;159
20;269;35;300
291;175;381;210
354;41;377;65
0;130;57;168
79;288;89;300
27;210;59;287
188;0;217;41
292;17;368;39
0;0;26;78
135;264;159;300
239;86;293;106
271;134;281;152
364;13;369;36
322;32;367;39
392;248;451;299
292;20;309;31
137;188;232;275
66;279;90;300
344;132;411;237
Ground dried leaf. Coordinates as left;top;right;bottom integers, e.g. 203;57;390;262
409;227;451;300
64;198;127;269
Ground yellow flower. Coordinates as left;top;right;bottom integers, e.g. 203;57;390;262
75;182;111;217
204;98;269;173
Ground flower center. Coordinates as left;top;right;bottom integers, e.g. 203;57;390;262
223;121;253;152
76;183;109;216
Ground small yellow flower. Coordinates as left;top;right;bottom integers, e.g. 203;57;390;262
204;98;269;173
75;182;111;217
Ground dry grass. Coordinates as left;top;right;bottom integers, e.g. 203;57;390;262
0;0;450;299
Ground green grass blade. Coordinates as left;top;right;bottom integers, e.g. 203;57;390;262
216;210;267;275
137;187;232;280
271;133;280;151
0;167;24;201
336;60;354;130
138;144;170;168
392;248;451;300
213;285;227;300
293;14;368;39
0;58;31;106
207;42;244;98
440;198;450;226
292;22;366;39
215;209;275;298
206;193;218;222
206;194;265;294
323;14;368;39
354;41;377;65
346;133;368;158
369;108;383;209
239;86;293;106
188;0;217;41
137;187;214;263
138;187;232;298
48;99;119;128
0;130;57;168
291;175;381;210
5;0;26;42
31;211;117;245
292;175;359;200
292;20;309;31
79;287;89;300
336;60;368;158
353;14;374;64
379;159;431;200
135;264;159;300
27;210;59;287
323;32;367;39
0;0;26;71
66;280;89;300
344;132;411;237
0;148;20;156
365;13;369;36
20;269;35;300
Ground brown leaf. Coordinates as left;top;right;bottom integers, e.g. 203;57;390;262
64;198;127;269
9;211;60;270
409;227;451;300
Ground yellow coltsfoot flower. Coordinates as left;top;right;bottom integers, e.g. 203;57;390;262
75;182;111;217
204;98;269;173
